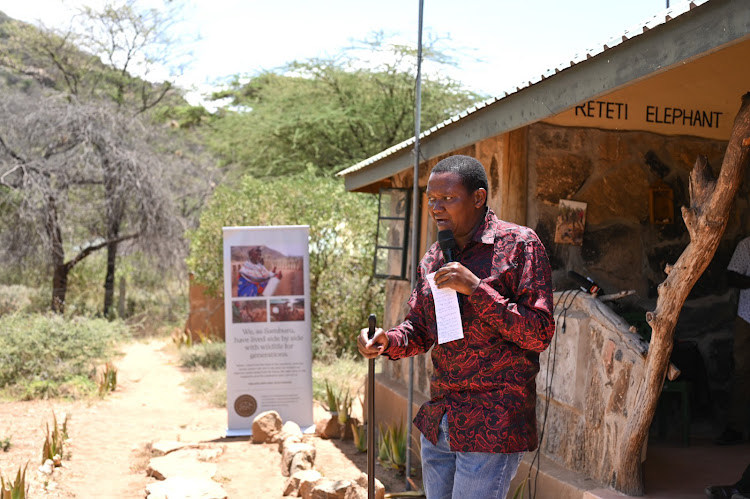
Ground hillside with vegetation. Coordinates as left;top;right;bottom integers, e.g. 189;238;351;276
0;1;483;358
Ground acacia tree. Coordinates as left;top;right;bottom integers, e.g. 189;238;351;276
0;88;194;313
1;0;196;316
207;36;483;177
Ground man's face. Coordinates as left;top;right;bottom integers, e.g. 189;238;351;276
426;171;485;243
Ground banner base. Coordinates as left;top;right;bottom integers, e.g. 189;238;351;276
225;428;253;437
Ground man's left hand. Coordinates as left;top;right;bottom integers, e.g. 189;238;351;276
434;262;481;295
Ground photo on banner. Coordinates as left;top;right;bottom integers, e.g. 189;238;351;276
223;226;313;436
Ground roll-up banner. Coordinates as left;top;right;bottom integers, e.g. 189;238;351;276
222;226;313;436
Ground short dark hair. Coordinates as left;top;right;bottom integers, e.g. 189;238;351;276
431;155;489;195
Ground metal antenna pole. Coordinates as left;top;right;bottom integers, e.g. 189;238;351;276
406;0;424;490
367;314;376;499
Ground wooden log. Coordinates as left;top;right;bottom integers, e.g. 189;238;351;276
613;93;750;495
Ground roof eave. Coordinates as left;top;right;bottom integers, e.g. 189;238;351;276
341;0;750;192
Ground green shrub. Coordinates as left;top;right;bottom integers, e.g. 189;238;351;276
182;368;226;408
186;174;384;358
179;342;226;369
0;313;126;399
0;285;46;315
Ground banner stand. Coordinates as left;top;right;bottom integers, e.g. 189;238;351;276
222;226;314;436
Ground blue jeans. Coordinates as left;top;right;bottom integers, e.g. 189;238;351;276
420;414;523;499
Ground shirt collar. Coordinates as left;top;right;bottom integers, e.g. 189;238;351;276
471;207;498;246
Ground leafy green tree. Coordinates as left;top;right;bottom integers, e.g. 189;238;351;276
207;36;484;176
187;174;382;358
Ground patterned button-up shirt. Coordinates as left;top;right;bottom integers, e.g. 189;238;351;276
384;208;555;453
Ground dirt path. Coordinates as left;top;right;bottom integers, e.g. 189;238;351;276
0;339;409;498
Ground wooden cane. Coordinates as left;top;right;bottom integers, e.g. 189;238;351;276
367;313;376;499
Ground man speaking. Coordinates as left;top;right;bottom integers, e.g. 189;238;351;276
358;155;555;499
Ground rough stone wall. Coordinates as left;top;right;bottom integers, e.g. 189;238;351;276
528;122;748;413
538;292;648;488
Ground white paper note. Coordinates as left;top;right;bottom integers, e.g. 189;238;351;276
426;272;464;344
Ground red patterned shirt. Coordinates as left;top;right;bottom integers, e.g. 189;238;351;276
384;208;555;453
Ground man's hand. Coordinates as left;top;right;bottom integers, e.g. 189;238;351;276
434;262;481;295
358;327;388;359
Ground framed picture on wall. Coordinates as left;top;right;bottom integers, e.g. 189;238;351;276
554;200;587;246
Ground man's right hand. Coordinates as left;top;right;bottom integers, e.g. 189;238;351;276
358;327;388;359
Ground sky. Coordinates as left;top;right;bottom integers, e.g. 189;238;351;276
2;0;680;107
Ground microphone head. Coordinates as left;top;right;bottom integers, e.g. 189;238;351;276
437;230;457;252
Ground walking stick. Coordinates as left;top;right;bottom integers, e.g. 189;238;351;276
367;313;376;499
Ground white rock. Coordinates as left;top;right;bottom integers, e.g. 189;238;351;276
310;478;352;499
147;450;217;481
281;442;316;477
145;476;227;499
283;469;322;497
354;473;385;499
38;460;54;476
289;450;314;475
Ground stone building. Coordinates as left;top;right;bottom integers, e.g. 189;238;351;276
338;0;750;493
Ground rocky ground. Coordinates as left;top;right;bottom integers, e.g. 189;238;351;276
0;339;413;498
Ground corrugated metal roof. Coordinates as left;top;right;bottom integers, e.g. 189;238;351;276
337;0;709;178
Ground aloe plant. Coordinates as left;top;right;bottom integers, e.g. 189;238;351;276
377;421;407;471
41;412;68;466
98;362;117;396
1;462;28;499
351;422;367;453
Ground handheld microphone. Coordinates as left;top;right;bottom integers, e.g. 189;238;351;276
568;270;603;296
438;230;458;263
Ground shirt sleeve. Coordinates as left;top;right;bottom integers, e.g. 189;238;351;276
728;238;750;276
466;237;555;352
383;265;436;360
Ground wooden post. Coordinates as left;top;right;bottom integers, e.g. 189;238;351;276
614;93;750;495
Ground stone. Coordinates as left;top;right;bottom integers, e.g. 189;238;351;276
145;476;227;499
38;459;54;475
289;449;314;475
344;485;367;499
252;410;282;444
354;473;385;499
310;478;352;499
534;154;592;204
578;162;650;225
315;412;342;439
582;224;645;297
151;440;198;456
279;421;303;440
278;434;304;454
147;450;217;481
281;442;316;477
198;447;224;461
284;469;321;497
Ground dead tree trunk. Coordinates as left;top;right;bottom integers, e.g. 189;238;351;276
47;196;68;313
615;93;750;495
